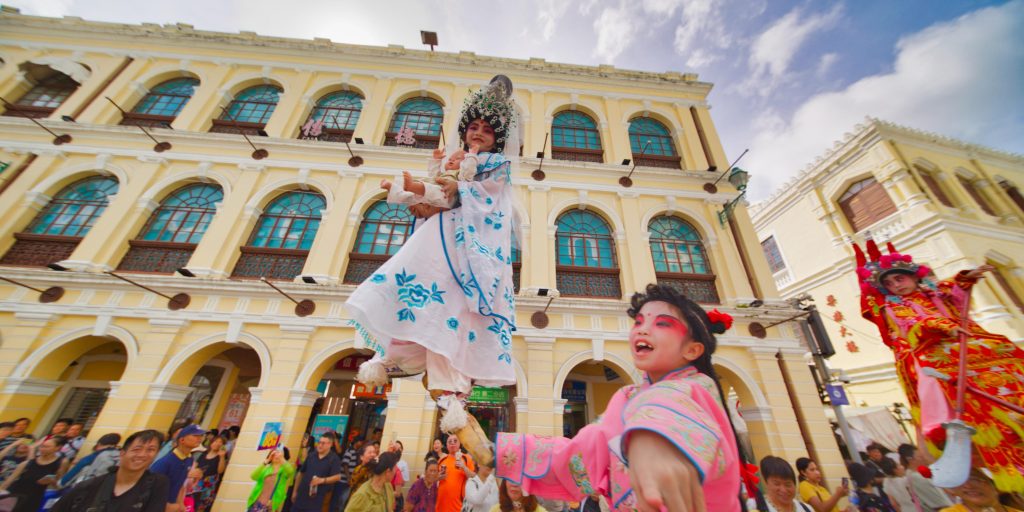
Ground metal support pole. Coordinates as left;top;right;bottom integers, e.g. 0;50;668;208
799;317;862;464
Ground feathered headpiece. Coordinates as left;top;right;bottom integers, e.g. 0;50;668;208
853;239;933;302
458;75;518;154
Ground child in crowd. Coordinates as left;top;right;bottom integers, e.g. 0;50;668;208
494;284;741;511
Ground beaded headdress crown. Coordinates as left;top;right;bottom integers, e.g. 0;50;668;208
458;75;518;153
853;239;933;300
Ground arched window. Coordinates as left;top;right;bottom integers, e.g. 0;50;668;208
648;216;719;304
3;66;79;118
1;176;119;266
117;184;223;273
556;210;620;297
552;111;603;163
838;177;896;232
988;260;1024;314
210;84;282;135
122;77;199;128
628;117;681;169
957;175;996;216
343;200;413;283
385;98;443;149
231;191;325;280
999;180;1024;215
300;91;363;143
915;167;954;208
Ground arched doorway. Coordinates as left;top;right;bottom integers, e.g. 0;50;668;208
171;347;262;432
305;350;386;449
560;359;631;438
31;338;129;439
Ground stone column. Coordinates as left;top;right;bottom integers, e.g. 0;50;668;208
61;157;166;272
0;152;66;251
779;348;847;485
602;98;629;165
174;63;232;132
303;172;361;284
618;191;656;290
263;70;314;138
527;184;552;292
354;76;394;145
184;168;260;278
525;336;558;436
674;103;704;171
745;347;803;460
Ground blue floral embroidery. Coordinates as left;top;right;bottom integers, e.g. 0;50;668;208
494;246;504;263
487;318;504;335
447;317;459;330
394;269;445;323
486;197;493;205
468;331;477;342
468;225;476;233
370;274;386;283
498;352;512;364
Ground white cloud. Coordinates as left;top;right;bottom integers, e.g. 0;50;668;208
816;52;839;78
641;0;684;17
577;0;599;17
743;5;842;96
536;0;572;41
592;3;637;63
672;0;732;68
4;0;74;17
747;1;1024;201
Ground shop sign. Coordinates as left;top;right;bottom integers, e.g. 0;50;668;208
352;382;391;399
258;422;283;450
217;393;250;431
469;387;509;404
311;414;349;439
561;380;587;403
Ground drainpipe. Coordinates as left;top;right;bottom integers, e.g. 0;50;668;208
776;350;819;467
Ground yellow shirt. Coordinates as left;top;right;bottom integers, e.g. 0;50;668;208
941;505;1023;512
798;480;839;512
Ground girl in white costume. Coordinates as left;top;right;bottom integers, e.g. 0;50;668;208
346;76;521;465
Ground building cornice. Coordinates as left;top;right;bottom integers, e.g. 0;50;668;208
0;10;712;98
750;117;1024;222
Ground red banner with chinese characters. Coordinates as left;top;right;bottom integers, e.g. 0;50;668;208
352;382;391;399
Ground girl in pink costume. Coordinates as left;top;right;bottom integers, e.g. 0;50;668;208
495;284;742;511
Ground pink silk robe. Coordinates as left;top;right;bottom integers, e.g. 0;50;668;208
496;366;741;511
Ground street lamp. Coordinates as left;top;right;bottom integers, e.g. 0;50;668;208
717;167;750;226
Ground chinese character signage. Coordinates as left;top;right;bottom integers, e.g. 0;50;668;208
468;387;509;404
352;382;391;399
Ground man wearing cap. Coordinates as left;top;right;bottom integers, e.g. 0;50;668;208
150;424;203;512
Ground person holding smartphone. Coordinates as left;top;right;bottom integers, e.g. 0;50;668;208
796;457;851;512
437;436;475;512
247;447;294;512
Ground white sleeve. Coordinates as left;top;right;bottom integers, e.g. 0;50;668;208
428;158;444;179
459;153;480;181
462;477;485;506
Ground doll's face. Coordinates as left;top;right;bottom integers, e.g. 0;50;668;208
629;301;704;381
445;152;465;171
881;272;918;296
465;119;496;152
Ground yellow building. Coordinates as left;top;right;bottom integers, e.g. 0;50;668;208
751;118;1024;412
0;8;847;509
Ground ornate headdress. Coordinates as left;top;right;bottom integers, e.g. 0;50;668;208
458;75;518;154
853;239;934;301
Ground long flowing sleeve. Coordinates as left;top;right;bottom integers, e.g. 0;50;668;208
620;376;739;487
496;370;740;511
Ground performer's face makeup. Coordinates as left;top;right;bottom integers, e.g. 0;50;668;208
629;301;704;381
465;119;496;152
882;272;918;296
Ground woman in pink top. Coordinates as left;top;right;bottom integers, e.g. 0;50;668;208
496;284;742;511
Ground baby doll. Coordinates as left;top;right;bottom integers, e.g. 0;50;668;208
381;144;484;209
495;284;741;511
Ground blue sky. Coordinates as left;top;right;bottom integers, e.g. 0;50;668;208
9;0;1023;200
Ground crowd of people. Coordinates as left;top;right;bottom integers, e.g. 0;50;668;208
756;442;1024;512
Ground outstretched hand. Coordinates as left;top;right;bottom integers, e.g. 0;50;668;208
433;148;446;160
964;264;994;280
627;431;706;512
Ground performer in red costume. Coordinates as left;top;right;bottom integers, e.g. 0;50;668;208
854;239;1024;493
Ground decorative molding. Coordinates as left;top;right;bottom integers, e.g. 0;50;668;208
287;388;322;407
2;377;63;396
146;383;194;402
